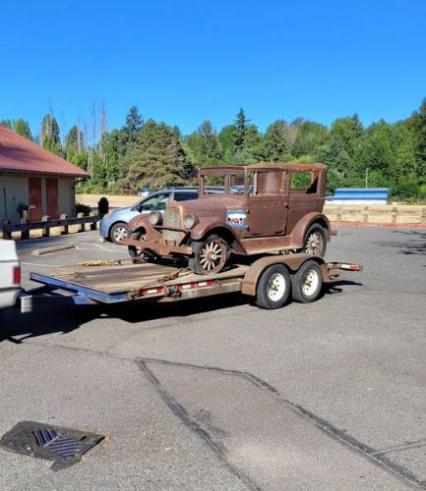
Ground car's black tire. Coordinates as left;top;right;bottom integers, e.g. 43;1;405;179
291;260;323;303
255;264;291;310
128;231;148;263
303;224;327;257
188;234;230;274
109;222;128;243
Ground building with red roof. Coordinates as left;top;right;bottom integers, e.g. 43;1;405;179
0;125;89;223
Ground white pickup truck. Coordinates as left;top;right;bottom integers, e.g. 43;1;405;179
0;240;21;314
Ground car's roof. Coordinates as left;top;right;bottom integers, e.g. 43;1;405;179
247;161;327;171
199;162;327;173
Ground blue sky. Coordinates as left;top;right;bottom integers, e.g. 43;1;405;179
2;0;425;140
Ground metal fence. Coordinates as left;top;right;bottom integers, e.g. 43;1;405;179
1;213;99;240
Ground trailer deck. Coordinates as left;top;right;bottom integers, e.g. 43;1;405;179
29;255;362;309
30;262;249;304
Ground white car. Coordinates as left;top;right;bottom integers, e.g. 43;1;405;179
0;240;21;315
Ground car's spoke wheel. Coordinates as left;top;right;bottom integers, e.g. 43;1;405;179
291;260;323;303
303;224;326;256
255;264;291;309
189;234;229;274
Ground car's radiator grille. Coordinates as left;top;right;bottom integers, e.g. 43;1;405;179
163;207;185;243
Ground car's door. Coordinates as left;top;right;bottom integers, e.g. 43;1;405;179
245;171;288;237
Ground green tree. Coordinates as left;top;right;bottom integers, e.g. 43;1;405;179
218;125;236;164
40;114;62;156
13;119;32;140
186;120;222;165
262;120;294;161
293;119;327;158
65;126;88;170
125;120;192;191
123;105;143;134
407;98;426;174
0;119;12;128
234;108;247;152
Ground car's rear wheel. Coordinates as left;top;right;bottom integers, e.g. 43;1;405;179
109;222;128;243
188;234;230;274
303;224;327;257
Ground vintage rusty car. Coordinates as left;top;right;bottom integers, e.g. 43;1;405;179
121;163;332;274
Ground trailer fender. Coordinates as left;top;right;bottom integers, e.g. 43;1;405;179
289;213;331;249
241;254;326;297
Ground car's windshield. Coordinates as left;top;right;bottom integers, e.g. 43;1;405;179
200;172;247;195
138;192;170;211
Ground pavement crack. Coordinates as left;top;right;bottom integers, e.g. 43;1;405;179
139;357;426;490
137;358;261;491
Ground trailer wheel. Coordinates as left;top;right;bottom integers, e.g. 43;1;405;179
255;264;291;309
291;260;323;303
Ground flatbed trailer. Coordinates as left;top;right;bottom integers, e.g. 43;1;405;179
28;254;362;311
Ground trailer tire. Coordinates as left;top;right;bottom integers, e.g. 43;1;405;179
255;264;291;310
291;260;323;303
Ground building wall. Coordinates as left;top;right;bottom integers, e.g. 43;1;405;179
58;178;76;217
0;174;29;223
0;173;77;223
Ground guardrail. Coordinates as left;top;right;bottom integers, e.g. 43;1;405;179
327;188;390;204
1;213;100;240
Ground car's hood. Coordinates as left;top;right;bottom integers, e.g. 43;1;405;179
176;195;246;214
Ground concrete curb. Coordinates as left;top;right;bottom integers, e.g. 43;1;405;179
32;244;76;256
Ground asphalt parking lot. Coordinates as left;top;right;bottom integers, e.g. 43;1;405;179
1;227;425;490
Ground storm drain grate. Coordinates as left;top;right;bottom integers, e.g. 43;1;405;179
0;421;105;470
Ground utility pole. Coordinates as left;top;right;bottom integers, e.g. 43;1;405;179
365;167;369;188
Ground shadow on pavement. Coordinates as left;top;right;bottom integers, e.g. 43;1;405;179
1;280;362;344
376;229;426;256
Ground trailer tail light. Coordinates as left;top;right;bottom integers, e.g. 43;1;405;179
13;266;21;285
337;263;363;272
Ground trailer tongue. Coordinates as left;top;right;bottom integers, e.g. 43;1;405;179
29;254;362;310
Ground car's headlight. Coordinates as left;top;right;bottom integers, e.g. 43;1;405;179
149;211;162;226
183;214;198;230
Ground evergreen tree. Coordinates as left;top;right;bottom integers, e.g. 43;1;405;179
407;98;426;172
13;119;32;140
123;105;143;134
65;126;88;170
0;119;13;128
40;114;62;156
186;120;222;165
125;120;192;191
234;108;247;151
293;120;327;157
263;120;293;161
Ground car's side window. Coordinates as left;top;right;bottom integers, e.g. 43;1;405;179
256;171;283;195
140;193;170;211
174;191;198;201
290;172;317;193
